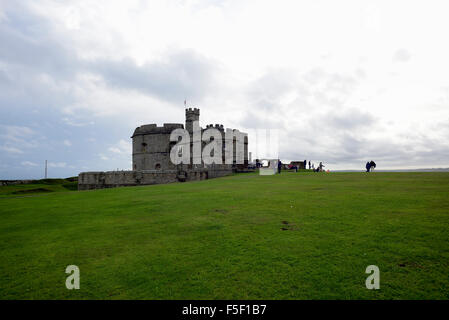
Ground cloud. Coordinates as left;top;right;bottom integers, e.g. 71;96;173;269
0;125;34;141
0;125;39;154
62;117;95;127
239;111;285;129
325;108;376;131
1;0;449;177
108;147;121;154
48;162;67;168
108;139;131;154
0;3;216;111
0;3;78;79
90;50;218;104
21;161;38;166
393;49;411;62
0;146;23;154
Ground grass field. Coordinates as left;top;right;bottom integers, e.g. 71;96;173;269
0;178;78;198
0;172;448;299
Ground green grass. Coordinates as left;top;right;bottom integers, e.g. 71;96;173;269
0;172;448;299
0;179;78;198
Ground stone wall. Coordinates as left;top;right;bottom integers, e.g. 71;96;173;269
0;180;35;186
79;107;247;190
131;123;183;171
78;167;232;190
130;108;248;172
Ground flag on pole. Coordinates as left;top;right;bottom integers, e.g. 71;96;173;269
184;99;186;107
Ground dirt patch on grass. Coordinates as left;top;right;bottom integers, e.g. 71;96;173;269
280;220;298;231
213;209;228;214
12;188;54;194
398;261;424;269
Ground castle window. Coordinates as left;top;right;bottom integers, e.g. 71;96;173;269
142;142;147;152
155;163;161;170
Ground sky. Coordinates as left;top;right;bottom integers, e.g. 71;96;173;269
1;0;449;179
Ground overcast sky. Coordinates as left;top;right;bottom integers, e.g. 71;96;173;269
1;0;449;179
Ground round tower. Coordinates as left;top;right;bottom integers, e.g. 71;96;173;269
131;123;184;171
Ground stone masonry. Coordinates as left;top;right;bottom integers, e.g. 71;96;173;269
78;108;248;190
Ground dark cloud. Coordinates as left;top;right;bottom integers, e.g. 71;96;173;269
90;50;217;104
0;4;216;105
325;108;376;131
0;6;77;78
0;3;219;178
0;2;448;177
239;111;284;129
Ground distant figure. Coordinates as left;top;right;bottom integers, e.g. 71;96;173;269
366;161;371;172
312;163;315;171
308;161;311;169
278;160;282;174
303;160;307;169
369;160;376;172
318;162;325;172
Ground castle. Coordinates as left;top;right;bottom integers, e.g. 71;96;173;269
78;108;248;190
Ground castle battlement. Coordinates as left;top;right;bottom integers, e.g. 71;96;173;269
79;107;249;190
205;124;225;131
131;123;184;137
130;108;247;171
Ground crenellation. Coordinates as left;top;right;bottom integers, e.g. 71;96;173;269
79;108;248;190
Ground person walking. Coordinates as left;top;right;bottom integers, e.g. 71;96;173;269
308;161;311;169
319;162;325;172
366;161;371;172
277;159;282;174
303;159;307;170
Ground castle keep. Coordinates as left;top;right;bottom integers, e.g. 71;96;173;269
78;108;248;190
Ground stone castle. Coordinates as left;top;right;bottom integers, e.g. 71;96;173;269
78;108;248;190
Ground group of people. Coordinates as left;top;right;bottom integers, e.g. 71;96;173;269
280;159;325;173
304;160;325;172
259;158;377;173
366;160;376;172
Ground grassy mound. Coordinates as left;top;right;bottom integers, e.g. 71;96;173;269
0;179;78;197
12;188;54;195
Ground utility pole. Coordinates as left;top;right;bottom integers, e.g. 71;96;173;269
45;160;47;179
